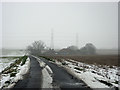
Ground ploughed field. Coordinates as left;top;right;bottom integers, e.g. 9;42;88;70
42;55;118;66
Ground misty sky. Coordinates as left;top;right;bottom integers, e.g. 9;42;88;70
1;2;118;49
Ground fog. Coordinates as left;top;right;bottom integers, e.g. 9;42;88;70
1;2;118;49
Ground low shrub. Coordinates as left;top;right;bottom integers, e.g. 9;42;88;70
21;56;28;66
10;72;17;77
74;67;84;71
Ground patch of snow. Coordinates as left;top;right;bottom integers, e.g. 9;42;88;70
55;60;62;65
7;83;16;88
0;57;30;89
45;65;53;75
53;58;119;89
31;55;53;88
0;58;16;73
42;66;53;88
76;72;109;88
12;58;30;83
31;55;46;67
0;74;10;88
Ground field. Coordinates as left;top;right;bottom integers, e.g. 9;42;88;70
0;49;25;57
0;56;29;89
43;55;118;66
0;57;19;73
42;55;119;89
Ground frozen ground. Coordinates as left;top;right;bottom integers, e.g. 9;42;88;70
52;59;119;90
0;57;30;89
0;49;26;77
0;58;17;73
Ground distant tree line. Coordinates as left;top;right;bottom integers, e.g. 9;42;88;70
27;40;96;56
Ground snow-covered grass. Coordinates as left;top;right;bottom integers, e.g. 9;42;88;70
51;58;119;90
0;57;18;73
0;56;30;89
13;58;30;82
0;49;26;73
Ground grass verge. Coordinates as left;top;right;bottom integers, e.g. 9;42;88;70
1;55;28;76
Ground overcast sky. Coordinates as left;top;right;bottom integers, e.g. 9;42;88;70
1;2;118;49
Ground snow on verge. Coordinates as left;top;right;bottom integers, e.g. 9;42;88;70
42;65;53;88
0;58;16;73
12;58;30;83
0;57;30;89
52;59;119;90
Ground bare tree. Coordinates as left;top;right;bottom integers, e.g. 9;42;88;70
27;40;46;55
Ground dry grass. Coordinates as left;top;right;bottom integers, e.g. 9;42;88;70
43;55;118;66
